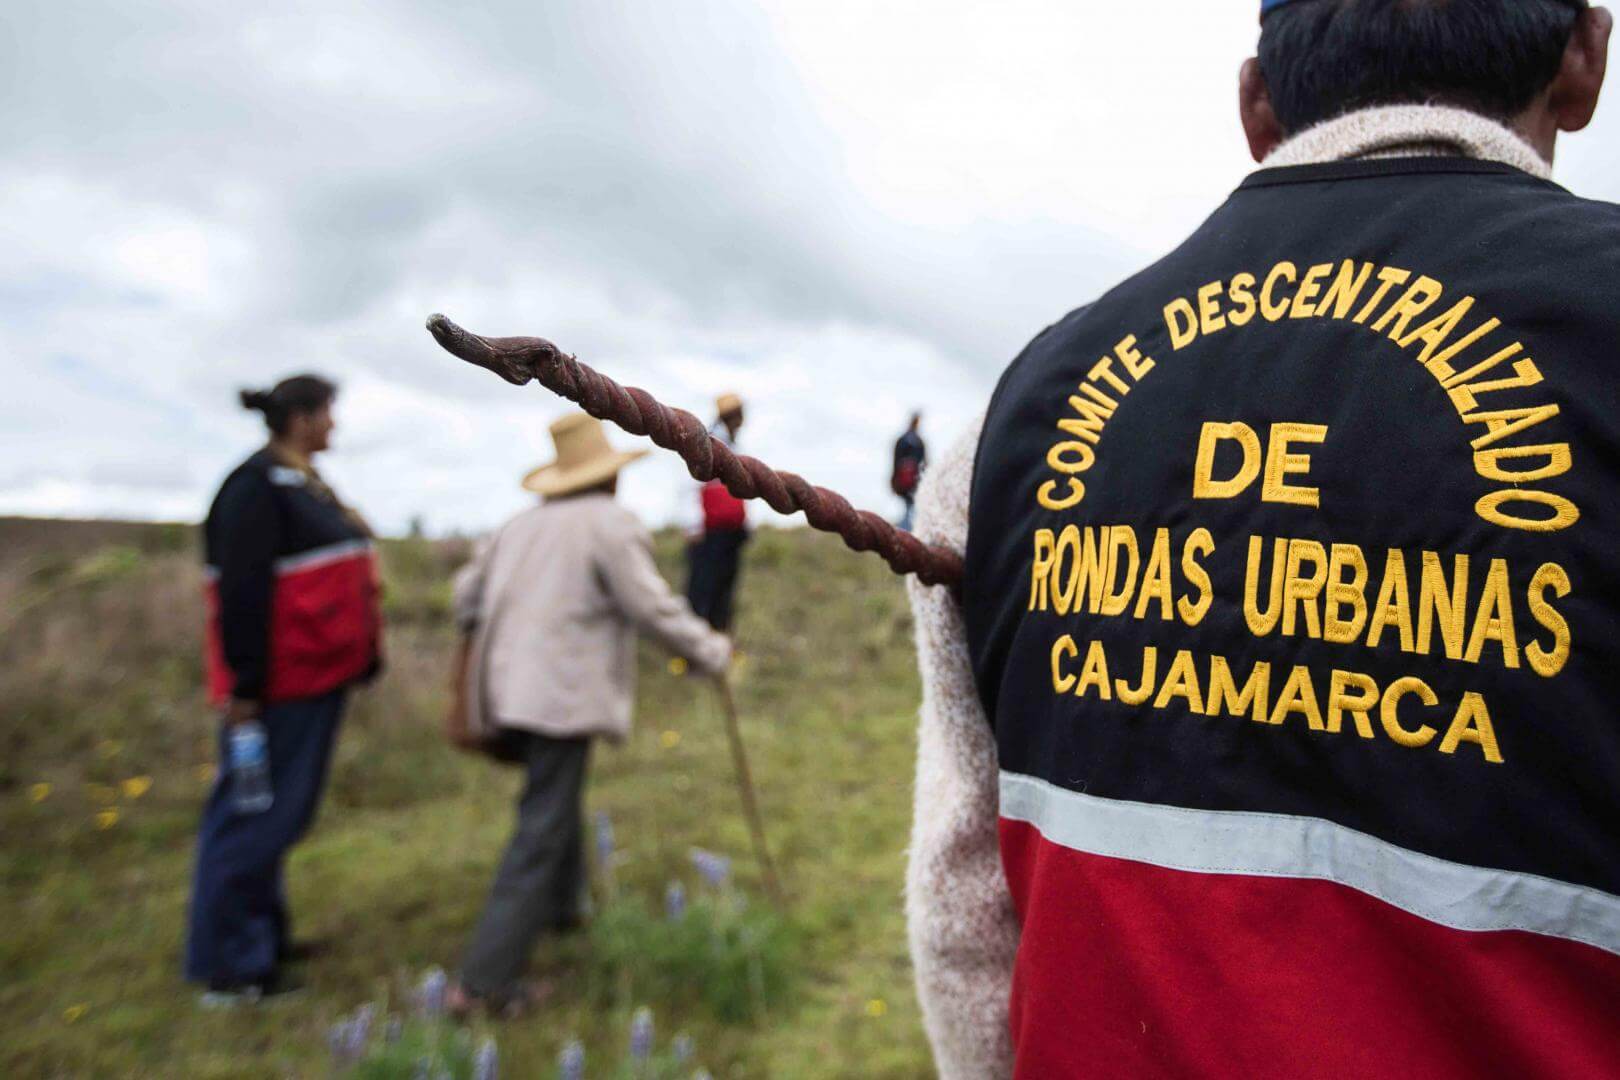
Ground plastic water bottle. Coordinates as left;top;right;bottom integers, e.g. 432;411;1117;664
228;720;274;813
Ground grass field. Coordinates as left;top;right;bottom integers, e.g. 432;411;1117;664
0;517;934;1078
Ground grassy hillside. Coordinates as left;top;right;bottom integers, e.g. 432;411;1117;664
0;517;934;1078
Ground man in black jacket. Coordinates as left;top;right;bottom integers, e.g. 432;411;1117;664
905;2;1620;1075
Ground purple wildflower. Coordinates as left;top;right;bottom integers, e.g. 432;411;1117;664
665;880;687;920
327;1021;352;1062
629;1006;654;1060
688;848;732;888
339;1021;363;1061
416;967;448;1019
594;811;614;865
385;1016;404;1044
349;1003;376;1052
473;1037;499;1080
671;1033;695;1063
329;1007;373;1063
557;1039;586;1080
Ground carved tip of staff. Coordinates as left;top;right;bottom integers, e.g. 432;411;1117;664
425;313;537;387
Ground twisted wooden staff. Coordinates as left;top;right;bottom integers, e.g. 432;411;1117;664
425;314;964;589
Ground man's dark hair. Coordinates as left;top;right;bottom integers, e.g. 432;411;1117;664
239;374;337;435
1259;0;1586;134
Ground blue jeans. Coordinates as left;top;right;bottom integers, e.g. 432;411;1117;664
185;690;346;984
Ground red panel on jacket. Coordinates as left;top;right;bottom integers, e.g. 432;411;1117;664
206;544;381;704
999;818;1620;1080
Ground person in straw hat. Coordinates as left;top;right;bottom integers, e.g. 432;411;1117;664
684;391;750;631
445;412;731;1015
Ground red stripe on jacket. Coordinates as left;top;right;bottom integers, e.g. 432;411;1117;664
205;542;380;704
1000;817;1620;1079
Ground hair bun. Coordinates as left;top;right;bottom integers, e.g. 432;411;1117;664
239;388;272;412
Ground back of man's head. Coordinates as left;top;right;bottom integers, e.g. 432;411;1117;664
1260;0;1585;132
1241;0;1611;163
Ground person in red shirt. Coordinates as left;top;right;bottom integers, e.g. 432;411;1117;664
685;392;749;631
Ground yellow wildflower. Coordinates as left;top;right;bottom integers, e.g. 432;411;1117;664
659;730;682;750
63;1003;88;1023
28;783;51;804
667;657;688;676
865;998;888;1018
94;809;119;830
121;776;153;800
195;763;217;784
87;783;118;805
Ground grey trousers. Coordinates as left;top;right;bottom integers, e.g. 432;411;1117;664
461;730;590;1000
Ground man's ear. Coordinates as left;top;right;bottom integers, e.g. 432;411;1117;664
1239;58;1286;162
1551;6;1612;133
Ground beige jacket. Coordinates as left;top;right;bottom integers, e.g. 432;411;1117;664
453;493;730;742
904;105;1552;1080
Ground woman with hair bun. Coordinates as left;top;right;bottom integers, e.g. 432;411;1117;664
186;373;382;1004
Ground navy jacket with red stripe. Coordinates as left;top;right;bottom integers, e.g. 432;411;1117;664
203;448;381;704
965;159;1620;1076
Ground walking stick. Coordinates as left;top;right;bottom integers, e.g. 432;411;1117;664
714;674;785;907
425;314;964;590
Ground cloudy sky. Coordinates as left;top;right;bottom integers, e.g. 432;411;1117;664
5;1;1618;535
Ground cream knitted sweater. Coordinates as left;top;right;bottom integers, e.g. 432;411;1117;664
902;104;1551;1080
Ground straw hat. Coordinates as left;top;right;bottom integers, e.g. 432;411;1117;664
522;413;648;496
716;392;743;416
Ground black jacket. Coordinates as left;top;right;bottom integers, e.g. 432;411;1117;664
203;448;380;703
965;158;1620;1074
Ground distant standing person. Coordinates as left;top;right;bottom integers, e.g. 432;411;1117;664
685;392;749;631
447;413;730;1015
188;374;381;1004
892;412;927;532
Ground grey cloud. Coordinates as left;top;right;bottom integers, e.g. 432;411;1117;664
7;0;1130;361
87;459;195;490
0;0;1138;531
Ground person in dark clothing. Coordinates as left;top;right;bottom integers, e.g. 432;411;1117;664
906;2;1620;1075
187;374;381;1005
892;412;927;532
686;393;749;631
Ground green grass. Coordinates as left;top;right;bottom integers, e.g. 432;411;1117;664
587;884;802;1025
0;520;932;1077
